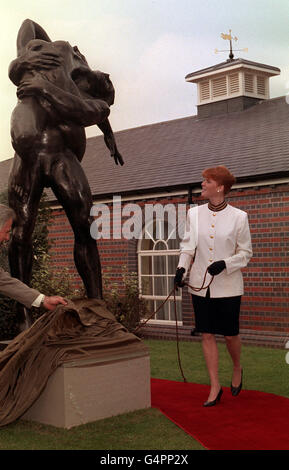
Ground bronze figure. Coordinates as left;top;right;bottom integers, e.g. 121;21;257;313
8;19;123;328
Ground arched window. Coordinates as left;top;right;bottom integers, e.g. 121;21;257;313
138;218;182;323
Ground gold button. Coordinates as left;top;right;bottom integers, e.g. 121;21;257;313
211;224;215;228
213;214;216;216
210;235;214;239
209;248;213;251
209;259;213;262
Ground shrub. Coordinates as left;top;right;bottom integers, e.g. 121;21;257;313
103;266;148;335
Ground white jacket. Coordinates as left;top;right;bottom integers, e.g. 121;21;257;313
178;203;253;298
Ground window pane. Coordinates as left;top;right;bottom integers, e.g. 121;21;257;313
141;238;154;250
169;300;182;321
167;275;175;293
144;299;182;322
168;255;179;274
153;255;166;274
141;256;152;275
154;276;167;295
167;237;179;249
145;220;155;241
166;224;176;242
154;240;167;250
155;299;170;320
145;299;155;319
154;219;164;240
139;218;183;324
176;300;182;321
141;276;152;295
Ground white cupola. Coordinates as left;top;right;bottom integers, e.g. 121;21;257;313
186;58;280;118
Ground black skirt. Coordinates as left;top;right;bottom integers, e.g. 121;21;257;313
191;288;241;336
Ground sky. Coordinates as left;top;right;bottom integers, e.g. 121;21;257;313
0;0;288;161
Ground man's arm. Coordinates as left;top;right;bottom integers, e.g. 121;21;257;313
0;267;42;308
0;268;67;310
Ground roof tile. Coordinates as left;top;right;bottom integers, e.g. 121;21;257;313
0;96;288;201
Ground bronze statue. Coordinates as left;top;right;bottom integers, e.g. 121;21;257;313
8;19;123;328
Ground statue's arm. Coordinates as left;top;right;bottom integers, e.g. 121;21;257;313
34;80;123;163
9;58;27;86
17;77;110;127
16;19;51;56
9;19;58;86
97;120;124;166
16;76;124;164
43;83;111;126
44;81;124;164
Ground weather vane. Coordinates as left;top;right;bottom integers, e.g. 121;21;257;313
215;29;248;60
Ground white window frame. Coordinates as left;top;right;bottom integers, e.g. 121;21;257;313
137;220;182;325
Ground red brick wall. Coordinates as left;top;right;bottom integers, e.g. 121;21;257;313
48;204;139;294
48;182;289;334
230;184;289;333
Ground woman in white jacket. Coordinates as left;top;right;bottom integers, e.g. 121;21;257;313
175;166;252;407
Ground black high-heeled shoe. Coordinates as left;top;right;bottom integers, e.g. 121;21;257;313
231;369;243;396
203;388;223;407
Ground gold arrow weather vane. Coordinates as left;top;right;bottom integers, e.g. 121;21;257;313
215;29;248;60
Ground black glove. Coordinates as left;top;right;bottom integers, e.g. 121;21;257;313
174;267;185;289
208;260;226;276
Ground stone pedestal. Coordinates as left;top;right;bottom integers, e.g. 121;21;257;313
22;349;151;429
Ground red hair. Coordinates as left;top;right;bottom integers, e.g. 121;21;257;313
202;166;236;195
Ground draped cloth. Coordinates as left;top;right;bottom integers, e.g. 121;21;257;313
0;298;148;426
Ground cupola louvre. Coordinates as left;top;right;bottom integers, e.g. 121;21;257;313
186;58;280;117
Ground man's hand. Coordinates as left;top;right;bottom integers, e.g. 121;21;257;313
42;296;68;311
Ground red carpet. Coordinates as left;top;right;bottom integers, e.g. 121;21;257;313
151;378;289;450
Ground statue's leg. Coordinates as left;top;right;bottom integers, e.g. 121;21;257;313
8;155;43;328
9;96;46;283
50;151;102;299
10;97;46;157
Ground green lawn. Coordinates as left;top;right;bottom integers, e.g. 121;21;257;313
148;339;289;397
0;339;287;450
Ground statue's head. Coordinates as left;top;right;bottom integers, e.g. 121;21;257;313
71;69;115;106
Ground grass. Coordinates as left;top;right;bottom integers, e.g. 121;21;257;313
0;408;202;451
0;339;288;450
148;339;289;398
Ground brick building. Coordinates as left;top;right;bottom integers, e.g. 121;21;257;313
0;56;289;347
